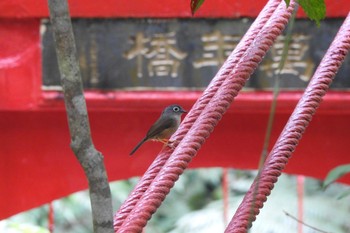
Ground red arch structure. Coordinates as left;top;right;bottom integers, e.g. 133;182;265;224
1;0;350;231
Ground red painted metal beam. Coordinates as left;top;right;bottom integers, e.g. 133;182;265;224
0;0;349;18
0;19;41;110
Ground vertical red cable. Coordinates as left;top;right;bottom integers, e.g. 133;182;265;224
223;168;229;226
297;175;305;233
48;202;54;233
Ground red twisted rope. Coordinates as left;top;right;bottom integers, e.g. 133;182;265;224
114;0;295;232
225;12;350;233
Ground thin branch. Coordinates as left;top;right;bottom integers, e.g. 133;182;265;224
248;6;298;230
47;0;114;232
258;5;297;168
283;211;332;233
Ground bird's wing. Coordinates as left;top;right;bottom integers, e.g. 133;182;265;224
146;117;176;139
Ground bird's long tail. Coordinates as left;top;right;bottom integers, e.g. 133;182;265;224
129;137;147;155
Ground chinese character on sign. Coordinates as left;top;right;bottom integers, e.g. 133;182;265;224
123;33;150;78
193;30;240;68
124;32;187;78
260;34;314;82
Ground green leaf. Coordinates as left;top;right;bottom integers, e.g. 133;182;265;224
190;0;205;16
323;164;350;189
297;0;326;26
285;0;291;7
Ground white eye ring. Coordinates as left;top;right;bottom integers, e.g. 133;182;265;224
173;106;180;112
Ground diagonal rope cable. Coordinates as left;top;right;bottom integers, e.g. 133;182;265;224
115;1;296;232
225;12;350;233
113;0;283;230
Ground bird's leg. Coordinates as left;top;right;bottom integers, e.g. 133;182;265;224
158;138;168;144
159;138;176;150
166;140;176;150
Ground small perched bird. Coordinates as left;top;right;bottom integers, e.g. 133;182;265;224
130;104;187;155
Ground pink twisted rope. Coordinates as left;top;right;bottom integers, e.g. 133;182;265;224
225;12;350;233
114;0;295;232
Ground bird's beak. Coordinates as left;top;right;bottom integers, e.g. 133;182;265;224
182;109;187;113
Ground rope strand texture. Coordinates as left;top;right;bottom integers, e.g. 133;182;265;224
114;0;295;232
225;12;350;233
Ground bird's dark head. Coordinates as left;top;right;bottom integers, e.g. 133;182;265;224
163;104;187;116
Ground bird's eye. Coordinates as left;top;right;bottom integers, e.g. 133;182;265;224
173;106;180;112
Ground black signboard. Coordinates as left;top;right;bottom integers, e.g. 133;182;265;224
42;19;350;90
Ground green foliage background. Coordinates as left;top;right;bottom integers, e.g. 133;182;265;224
2;169;350;233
